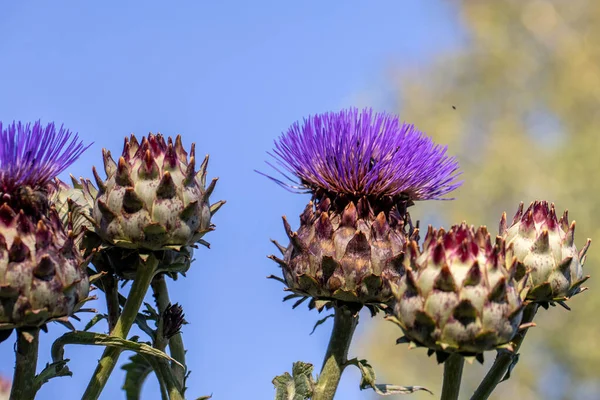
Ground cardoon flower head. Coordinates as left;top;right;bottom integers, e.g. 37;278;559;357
264;108;461;210
80;133;225;276
266;108;462;311
389;224;528;362
0;121;89;216
500;201;590;306
0;121;89;330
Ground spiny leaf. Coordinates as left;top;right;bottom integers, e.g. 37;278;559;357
310;314;334;335
283;293;302;302
142;302;160;320
134;312;157;342
121;354;154;400
273;361;315;400
370;384;434;396
84;314;108;331
54;319;76;331
33;360;72;392
292;296;309;309
267;274;287;284
501;353;520;382
346;358;432;396
51;331;182;375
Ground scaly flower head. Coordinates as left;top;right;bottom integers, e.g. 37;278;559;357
0;121;89;331
266;108;461;311
500;201;590;306
83;133;225;255
389;224;528;362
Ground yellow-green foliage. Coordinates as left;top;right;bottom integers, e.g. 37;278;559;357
362;1;600;398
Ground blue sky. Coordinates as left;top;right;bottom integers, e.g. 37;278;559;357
0;1;462;399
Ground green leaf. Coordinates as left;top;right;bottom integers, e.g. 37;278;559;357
273;361;315;400
134;312;157;341
121;353;155;400
51;331;182;375
501;353;520;382
310;314;334;335
142;302;160;320
33;360;72;391
346;358;433;396
84;314;108;331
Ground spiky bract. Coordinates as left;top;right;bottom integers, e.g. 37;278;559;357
0;120;89;331
84;133;224;251
50;177;94;243
390;224;528;359
270;196;419;312
263;108;461;206
0;204;88;329
500;201;590;304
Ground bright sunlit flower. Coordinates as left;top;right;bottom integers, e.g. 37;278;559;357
0;120;89;332
264;108;462;312
0;121;89;196
264;107;462;203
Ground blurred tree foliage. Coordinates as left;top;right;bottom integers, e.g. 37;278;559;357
362;1;600;399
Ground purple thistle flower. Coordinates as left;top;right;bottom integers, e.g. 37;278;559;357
261;108;462;202
0;121;90;194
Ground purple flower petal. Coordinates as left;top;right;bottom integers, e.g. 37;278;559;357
0;121;90;193
261;108;462;201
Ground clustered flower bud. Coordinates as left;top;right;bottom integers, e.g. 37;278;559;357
162;302;186;340
500;201;590;305
83;133;225;252
264;108;461;311
271;197;416;311
389;224;528;361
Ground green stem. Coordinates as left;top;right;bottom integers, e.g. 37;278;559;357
151;275;185;399
152;274;187;388
10;328;39;400
470;303;539;400
151;359;184;400
164;374;185;400
440;354;464;400
104;273;121;332
312;306;359;400
82;255;159;400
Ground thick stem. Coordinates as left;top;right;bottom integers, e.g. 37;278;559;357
440;354;464;400
163;372;185;400
151;275;186;398
312;306;359;400
103;274;121;332
151;275;187;388
82;255;159;400
10;328;39;400
470;303;539;400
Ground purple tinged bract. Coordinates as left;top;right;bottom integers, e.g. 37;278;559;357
0;121;89;193
263;108;462;201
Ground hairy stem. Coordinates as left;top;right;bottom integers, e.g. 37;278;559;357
10;328;39;400
312;306;359;400
82;255;159;400
470;303;539;400
440;354;464;400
